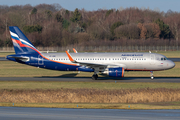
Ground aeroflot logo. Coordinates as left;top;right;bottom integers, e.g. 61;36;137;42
121;54;143;56
10;31;36;49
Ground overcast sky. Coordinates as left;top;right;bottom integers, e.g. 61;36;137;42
1;0;180;12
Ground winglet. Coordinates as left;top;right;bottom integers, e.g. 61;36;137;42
65;51;76;63
73;48;78;53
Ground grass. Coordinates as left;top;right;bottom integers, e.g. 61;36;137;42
0;52;14;57
0;81;180;90
1;88;180;109
1;81;180;109
155;51;180;58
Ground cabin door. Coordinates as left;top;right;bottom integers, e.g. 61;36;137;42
150;55;155;64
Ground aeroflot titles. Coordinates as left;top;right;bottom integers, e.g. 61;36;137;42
49;54;144;57
121;54;143;56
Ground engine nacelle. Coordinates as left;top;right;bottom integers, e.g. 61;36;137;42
108;67;124;77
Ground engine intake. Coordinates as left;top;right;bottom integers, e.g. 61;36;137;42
108;67;124;77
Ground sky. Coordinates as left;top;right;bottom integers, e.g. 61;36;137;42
1;0;180;12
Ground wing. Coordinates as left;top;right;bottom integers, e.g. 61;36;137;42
73;48;78;53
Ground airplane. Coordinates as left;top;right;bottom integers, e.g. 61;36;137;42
6;26;175;80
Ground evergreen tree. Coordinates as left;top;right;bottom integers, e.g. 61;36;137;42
31;8;37;15
70;8;82;23
55;13;63;23
110;21;123;39
155;19;171;39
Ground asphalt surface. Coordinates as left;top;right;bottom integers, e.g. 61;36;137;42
168;58;180;62
0;107;180;120
0;77;180;82
0;57;7;61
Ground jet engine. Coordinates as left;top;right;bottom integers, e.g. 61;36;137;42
107;67;124;77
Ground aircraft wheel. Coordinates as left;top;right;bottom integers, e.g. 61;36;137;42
92;74;98;80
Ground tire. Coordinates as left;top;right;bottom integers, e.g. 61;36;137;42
92;74;98;80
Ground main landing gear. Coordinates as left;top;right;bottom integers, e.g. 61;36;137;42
92;74;98;80
150;71;154;80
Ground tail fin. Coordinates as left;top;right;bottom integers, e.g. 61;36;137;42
9;26;40;54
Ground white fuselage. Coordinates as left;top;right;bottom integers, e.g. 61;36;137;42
42;52;175;71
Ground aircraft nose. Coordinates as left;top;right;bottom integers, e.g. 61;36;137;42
169;61;175;69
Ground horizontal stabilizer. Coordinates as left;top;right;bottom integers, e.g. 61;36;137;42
7;56;29;62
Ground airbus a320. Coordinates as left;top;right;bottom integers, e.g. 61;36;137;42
6;26;175;80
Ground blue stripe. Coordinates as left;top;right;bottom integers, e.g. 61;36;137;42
11;35;19;40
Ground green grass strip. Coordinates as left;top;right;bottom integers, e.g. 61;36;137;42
0;81;180;90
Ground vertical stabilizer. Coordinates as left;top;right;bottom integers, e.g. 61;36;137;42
9;26;40;54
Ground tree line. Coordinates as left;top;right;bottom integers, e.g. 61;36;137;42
0;4;180;48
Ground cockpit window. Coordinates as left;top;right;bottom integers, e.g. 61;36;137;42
161;57;167;61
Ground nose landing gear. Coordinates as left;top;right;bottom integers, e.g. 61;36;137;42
150;71;154;80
